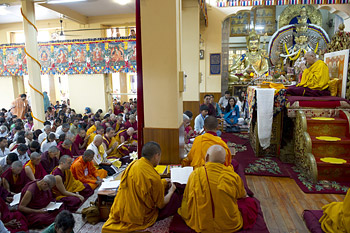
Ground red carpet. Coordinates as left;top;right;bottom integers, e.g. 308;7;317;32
221;132;350;194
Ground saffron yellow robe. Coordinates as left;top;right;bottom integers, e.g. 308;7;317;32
319;189;350;233
178;162;246;232
297;60;330;90
103;136;123;159
102;157;166;233
70;156;107;190
86;125;96;136
182;132;232;169
51;167;86;200
87;133;97;146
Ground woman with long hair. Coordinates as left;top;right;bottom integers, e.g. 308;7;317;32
224;97;240;126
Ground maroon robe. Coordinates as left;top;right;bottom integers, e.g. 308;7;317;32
286;85;331;97
20;180;64;228
71;134;86;156
25;161;47;180
40;151;59;174
57;144;73;158
1;168;29;193
0;197;28;233
0;185;10;201
118;131;137;156
200;103;216;117
52;167;93;212
124;120;138;131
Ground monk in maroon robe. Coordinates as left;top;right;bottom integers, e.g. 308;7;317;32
19;175;64;228
57;139;73;158
40;147;60;174
118;128;137;155
0;197;28;233
24;152;47;181
71;128;89;156
52;155;93;212
1;161;29;194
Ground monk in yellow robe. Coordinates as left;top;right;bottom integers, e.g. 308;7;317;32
102;142;176;233
287;51;330;96
87;125;105;146
182;116;232;169
70;149;107;190
319;189;350;233
178;145;246;232
86;120;101;136
102;127;122;159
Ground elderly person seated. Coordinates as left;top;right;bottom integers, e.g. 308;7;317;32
24;152;47;181
287;51;330;96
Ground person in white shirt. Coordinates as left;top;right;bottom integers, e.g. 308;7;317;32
86;135;116;176
13;144;30;166
0;137;10;157
0;152;18;174
41;133;58;153
25;131;34;146
194;105;209;133
38;125;52;144
218;91;231;109
0;126;8;138
56;123;70;136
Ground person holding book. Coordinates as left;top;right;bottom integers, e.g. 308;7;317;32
102;142;176;233
19;175;64;228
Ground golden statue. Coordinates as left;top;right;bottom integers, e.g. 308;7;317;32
228;30;269;83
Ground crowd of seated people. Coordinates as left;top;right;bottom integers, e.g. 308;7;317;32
0;98;138;232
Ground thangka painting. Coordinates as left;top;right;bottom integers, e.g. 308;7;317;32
324;49;349;98
0;37;136;76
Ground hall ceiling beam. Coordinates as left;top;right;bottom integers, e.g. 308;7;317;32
39;3;88;24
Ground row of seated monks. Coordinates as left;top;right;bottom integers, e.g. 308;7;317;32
102;116;350;233
0;115;139;232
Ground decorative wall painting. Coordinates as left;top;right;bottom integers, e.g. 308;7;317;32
324;49;349;98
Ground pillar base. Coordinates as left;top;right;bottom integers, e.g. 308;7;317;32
143;125;184;164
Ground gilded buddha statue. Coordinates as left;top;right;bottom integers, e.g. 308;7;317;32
228;30;268;83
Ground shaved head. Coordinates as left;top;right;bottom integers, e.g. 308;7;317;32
11;160;22;169
204;116;218;131
206;145;226;164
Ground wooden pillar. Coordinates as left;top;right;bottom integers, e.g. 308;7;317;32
141;0;184;164
119;72;128;103
21;0;44;128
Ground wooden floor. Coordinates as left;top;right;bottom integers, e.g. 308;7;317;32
246;175;345;233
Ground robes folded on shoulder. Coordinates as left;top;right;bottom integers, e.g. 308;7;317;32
0;196;28;233
25;160;48;180
319;189;350;233
103;136;122;159
40;151;59;174
52;167;93;212
20;180;64;228
102;157;165;233
297;60;330;90
182;132;232;169
86;125;96;136
1;168;29;193
70;156;107;190
178;162;246;232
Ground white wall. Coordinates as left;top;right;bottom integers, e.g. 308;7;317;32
0;77;16;109
68;74;107;114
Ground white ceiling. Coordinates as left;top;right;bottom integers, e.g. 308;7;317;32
0;0;135;24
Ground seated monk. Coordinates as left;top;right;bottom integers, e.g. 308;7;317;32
71;149;107;190
57;139;73;158
40;146;60;174
124;115;137;139
86;120;101;136
116;127;137;156
0;195;28;233
102;142;176;233
24;152;47;181
52;155;94;212
178;145;248;232
1;161;29;194
103;127;122;159
319;188;350;233
87;135;116;176
72;128;89;156
113;115;125;133
87;125;105;146
19;175;64;228
287;51;330;97
182;116;232;169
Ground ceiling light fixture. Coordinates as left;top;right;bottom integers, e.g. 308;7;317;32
114;0;131;5
47;0;87;4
